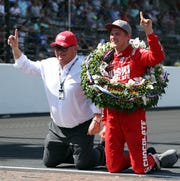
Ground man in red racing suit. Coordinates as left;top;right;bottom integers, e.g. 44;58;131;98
88;12;178;174
102;15;164;174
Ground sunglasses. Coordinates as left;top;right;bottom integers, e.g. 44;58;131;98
54;46;73;52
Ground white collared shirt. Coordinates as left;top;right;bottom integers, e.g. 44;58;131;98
14;54;101;128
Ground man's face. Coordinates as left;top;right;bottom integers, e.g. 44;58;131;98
110;28;130;51
54;45;77;66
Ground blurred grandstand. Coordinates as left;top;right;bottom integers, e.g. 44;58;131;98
0;0;179;65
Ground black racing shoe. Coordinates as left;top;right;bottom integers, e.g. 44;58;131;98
158;149;178;168
150;149;178;171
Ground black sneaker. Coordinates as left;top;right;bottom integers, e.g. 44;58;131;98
150;149;178;171
158;149;178;168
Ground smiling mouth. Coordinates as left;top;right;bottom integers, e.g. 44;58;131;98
111;41;118;45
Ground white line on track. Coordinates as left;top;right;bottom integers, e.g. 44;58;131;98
0;166;180;180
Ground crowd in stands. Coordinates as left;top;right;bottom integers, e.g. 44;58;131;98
0;0;179;65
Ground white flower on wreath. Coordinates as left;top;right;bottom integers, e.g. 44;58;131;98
97;42;112;54
126;79;136;87
100;61;109;77
97;42;103;50
110;76;119;84
126;77;146;87
150;74;156;83
92;75;101;84
133;77;146;85
146;84;154;90
97;43;108;54
129;38;146;49
145;74;156;84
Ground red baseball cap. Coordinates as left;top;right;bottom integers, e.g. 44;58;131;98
50;31;78;47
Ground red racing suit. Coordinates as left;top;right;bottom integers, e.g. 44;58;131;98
102;33;165;174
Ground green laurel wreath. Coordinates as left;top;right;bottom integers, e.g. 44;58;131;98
81;40;169;112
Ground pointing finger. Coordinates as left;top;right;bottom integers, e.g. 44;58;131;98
140;11;149;24
15;29;18;40
140;11;144;21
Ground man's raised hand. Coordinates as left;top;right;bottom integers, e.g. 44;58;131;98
8;29;19;48
140;11;153;35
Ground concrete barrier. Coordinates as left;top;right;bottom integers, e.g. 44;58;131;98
0;64;179;114
0;64;49;114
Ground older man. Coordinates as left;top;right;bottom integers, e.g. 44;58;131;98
8;29;105;169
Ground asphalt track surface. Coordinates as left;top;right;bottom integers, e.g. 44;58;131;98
0;109;180;181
